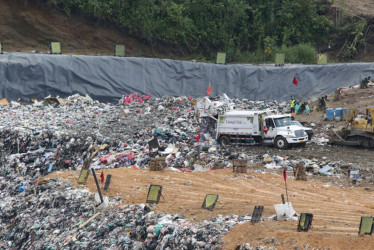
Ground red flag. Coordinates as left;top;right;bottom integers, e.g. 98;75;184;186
194;129;201;141
206;84;212;96
144;94;151;100
292;76;298;86
100;171;104;183
283;168;287;181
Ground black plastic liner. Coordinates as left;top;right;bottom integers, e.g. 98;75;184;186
0;53;373;103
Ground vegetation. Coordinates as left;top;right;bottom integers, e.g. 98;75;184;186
23;0;369;63
335;17;368;59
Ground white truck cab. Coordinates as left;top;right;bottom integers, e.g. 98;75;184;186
216;110;308;149
263;114;308;149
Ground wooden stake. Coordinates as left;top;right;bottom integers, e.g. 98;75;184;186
79;212;101;229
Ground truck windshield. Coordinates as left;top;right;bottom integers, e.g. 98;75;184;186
274;117;292;127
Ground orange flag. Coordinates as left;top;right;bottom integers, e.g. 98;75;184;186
206;84;212;96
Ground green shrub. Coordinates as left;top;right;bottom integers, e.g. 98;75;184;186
231;44;317;65
274;44;317;64
235;49;266;64
26;0;331;62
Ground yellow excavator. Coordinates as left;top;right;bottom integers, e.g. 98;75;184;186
332;107;374;148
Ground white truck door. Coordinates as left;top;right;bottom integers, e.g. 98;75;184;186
263;118;277;139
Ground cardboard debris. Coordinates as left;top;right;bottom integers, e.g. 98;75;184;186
0;98;9;105
263;157;274;164
293;163;307;181
274;202;298;221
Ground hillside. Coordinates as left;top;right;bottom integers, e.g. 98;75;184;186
0;0;373;62
332;0;373;17
0;0;172;57
330;0;374;62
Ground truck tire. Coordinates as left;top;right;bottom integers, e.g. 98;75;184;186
275;136;288;149
254;136;262;143
219;136;230;147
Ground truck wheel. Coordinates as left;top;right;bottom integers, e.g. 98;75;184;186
254;136;262;143
275;137;288;149
219;136;230;147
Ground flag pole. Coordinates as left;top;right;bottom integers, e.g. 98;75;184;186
283;167;289;203
92;169;103;204
284;180;289;203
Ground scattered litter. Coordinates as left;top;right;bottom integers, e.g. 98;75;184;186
274;202;298;221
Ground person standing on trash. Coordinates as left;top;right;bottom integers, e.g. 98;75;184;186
290;98;296;117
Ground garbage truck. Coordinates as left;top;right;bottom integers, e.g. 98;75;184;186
216;110;308;149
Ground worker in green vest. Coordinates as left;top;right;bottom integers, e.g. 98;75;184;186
290;98;296;117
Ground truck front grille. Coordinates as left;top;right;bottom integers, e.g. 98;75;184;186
295;129;305;137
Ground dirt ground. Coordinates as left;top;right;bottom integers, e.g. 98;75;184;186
332;0;374;17
0;0;168;57
47;164;374;249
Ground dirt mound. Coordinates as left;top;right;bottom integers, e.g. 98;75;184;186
0;0;167;57
332;0;374;17
224;220;374;250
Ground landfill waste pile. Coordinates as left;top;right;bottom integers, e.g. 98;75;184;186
0;176;260;249
0;93;319;175
0;93;343;176
1;93;373;249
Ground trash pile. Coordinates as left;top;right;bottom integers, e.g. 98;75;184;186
0;175;258;249
0;93;330;177
0;94;202;175
0;93;354;183
260;154;344;176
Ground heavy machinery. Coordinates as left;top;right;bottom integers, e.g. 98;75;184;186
332;107;374;148
194;93;235;128
360;76;371;89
